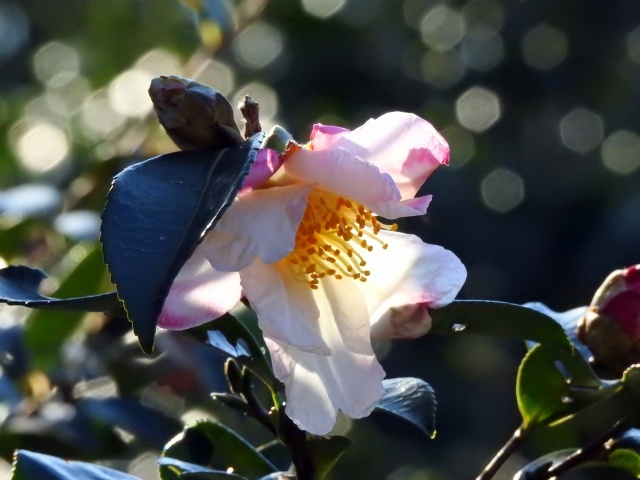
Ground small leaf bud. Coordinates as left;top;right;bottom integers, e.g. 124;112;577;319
148;75;244;150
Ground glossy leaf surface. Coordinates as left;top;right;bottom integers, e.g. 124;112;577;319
161;419;277;480
0;265;118;312
101;133;263;353
517;344;606;429
11;450;140;480
430;300;573;352
375;377;436;439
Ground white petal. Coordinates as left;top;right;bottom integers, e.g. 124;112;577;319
203;184;311;271
264;277;386;435
158;246;242;330
240;259;329;354
361;230;466;338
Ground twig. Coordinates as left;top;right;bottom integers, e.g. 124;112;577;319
534;420;629;479
476;425;529;480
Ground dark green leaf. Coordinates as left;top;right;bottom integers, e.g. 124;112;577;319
11;449;140;480
258;474;294;480
208;331;251;358
25;244;117;371
157;457;247;479
608;449;640;477
101;133;263;353
206;311;275;386
161;419;277;480
524;303;592;362
78;397;182;447
513;449;573;480
622;365;640;402
514;450;640;480
516;344;607;429
610;429;640;451
429;300;573;352
0;265;118;312
374;377;436;439
306;435;351;480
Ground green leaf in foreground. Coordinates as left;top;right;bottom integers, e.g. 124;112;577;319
101;133;263;353
430;300;573;352
161;419;277;480
517;344;607;430
306;435;351;480
206;311;275;386
11;449;140;480
157;457;247;479
374;377;436;439
25;244;116;371
0;265;119;312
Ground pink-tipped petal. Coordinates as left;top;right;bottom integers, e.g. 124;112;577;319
158;246;242;330
264;277;386;435
310;124;350;150
239;148;283;193
283;147;423;219
203;184;311;272
317;112;449;199
240;259;329;354
362;230;466;338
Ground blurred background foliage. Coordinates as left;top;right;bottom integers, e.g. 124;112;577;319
0;0;639;479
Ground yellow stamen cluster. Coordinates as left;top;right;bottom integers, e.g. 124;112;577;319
287;190;397;289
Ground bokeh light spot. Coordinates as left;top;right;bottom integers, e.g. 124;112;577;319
301;0;346;19
12;121;70;173
135;49;182;77
54;210;102;241
462;0;505;34
456;86;501;132
441;125;475;168
199;20;225;51
233;22;283;69
462;28;504;72
601;130;640;175
521;23;568;71
421;49;466;89
44;76;91;117
0;3;29;64
627;25;640;63
420;5;465;51
33;41;80;87
0;184;61;218
559;108;603;153
81;90;126;140
193;58;235;96
481;168;525;213
108;69;154;117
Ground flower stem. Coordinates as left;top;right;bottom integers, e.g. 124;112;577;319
532;420;629;479
476;425;528;480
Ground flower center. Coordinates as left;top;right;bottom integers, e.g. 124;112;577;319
287;190;397;289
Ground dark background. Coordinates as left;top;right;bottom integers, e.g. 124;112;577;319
0;1;639;478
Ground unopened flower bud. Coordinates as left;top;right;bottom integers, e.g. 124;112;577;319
148;75;244;151
577;265;640;373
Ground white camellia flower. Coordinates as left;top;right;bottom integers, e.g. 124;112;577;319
158;112;467;435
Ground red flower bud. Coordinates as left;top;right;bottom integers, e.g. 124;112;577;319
148;75;244;151
577;265;640;373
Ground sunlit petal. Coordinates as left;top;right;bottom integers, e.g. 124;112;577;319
203;184;311;271
159;246;242;330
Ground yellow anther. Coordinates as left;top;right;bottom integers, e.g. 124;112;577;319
286;189;397;289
